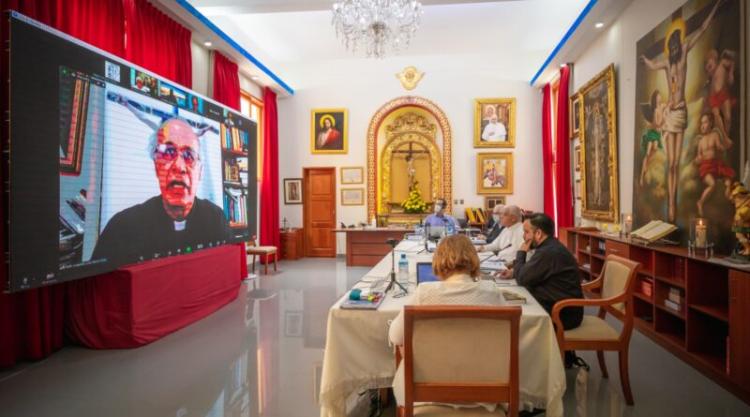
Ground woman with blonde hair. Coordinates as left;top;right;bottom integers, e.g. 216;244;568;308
388;235;503;410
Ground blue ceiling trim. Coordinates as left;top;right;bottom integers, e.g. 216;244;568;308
176;0;295;95
529;0;598;86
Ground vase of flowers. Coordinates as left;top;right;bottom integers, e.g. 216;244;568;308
402;183;428;214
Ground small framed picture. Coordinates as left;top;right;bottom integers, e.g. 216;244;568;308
574;144;581;172
575;179;582;200
341;188;364;206
285;311;303;337
476;153;513;195
311;108;348;154
284;178;303;204
484;196;506;210
474;98;516;148
340;166;364;184
570;93;581;138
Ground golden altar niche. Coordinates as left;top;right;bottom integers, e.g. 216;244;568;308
366;96;452;226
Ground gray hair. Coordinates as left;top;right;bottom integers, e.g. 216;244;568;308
492;204;505;214
504;205;522;222
147;119;205;165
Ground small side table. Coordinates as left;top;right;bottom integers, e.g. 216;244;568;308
280;228;305;260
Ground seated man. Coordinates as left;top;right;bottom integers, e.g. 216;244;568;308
422;198;459;230
507;213;583;367
480;204;505;244
478;205;524;263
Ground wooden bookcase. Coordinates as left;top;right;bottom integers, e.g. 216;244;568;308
560;227;750;404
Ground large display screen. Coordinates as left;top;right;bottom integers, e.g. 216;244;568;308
5;13;258;292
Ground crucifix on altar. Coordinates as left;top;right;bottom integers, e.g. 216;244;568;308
390;140;432;205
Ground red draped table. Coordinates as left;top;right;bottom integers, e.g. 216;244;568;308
66;245;244;348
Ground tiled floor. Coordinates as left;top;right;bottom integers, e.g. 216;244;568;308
1;258;749;417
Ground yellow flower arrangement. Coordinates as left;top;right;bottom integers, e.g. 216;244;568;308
401;182;428;213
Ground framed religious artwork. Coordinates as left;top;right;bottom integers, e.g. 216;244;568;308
579;64;618;222
340;166;364;184
476;153;513;195
311;108;348;154
633;0;743;252
570;93;582;138
474;98;516;148
283;178;303;205
484;196;506;210
341;188;364;206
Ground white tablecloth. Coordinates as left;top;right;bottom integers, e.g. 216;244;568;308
319;241;566;417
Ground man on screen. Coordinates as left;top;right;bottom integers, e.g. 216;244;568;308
92;117;231;263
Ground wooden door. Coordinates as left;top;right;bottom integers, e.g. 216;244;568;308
304;168;336;257
729;270;750;391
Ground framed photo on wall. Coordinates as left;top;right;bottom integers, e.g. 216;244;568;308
574;144;581;172
284;178;303;204
570;93;581;138
341;188;364;206
340;166;364;184
311;108;348;154
484;196;506;210
476;153;513;195
579;64;618;222
474;98;516;148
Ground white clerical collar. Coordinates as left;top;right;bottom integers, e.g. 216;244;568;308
174;220;186;231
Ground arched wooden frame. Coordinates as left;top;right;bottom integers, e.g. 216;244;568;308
367;96;452;220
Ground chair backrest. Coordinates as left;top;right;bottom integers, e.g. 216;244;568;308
402;305;521;417
600;255;640;317
247;235;258;248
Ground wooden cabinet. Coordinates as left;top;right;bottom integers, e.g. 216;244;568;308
562;227;750;404
280;228;305;260
730;270;750;392
335;228;410;266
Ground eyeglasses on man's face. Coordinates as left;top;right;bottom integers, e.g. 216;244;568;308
154;143;200;167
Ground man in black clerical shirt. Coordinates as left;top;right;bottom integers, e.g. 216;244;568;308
92;118;231;263
511;213;583;329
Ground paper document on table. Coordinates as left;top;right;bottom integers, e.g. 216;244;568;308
480;258;508;271
631;220;677;243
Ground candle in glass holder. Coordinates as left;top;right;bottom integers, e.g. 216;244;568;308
695;218;707;248
622;213;633;235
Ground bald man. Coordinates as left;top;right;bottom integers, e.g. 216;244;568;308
92;118;231;262
478;205;524;263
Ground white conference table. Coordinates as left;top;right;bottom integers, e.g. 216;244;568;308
319;240;566;417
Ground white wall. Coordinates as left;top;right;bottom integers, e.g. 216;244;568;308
191;40;210;96
277;67;543;253
571;0;749;221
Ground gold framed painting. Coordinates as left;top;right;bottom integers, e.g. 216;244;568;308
340;188;364;206
579;64;618;222
340;166;363;184
476;153;513;195
570;93;582;138
311;108;348;154
474;98;516;148
484;196;506;210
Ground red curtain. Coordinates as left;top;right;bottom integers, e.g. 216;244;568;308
554;66;573;230
260;87;280;249
0;0;125;368
123;0;192;87
212;52;241;110
542;85;554;221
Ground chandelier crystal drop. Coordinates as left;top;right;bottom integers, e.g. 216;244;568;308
332;0;423;59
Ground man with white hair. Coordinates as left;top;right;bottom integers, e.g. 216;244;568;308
478;205;524;263
481;204;505;244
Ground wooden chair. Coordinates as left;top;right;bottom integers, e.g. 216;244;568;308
397;305;521;417
551;255;640;405
246;235;278;275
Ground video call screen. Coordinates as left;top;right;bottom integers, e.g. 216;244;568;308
6;13;258;292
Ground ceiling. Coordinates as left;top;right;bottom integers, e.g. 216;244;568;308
166;0;630;93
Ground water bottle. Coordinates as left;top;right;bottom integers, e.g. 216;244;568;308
446;221;455;236
398;253;409;285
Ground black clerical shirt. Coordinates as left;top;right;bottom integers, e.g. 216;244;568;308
485;222;504;244
92;196;232;265
513;237;583;330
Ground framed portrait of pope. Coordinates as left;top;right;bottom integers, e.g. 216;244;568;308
311;108;348;154
474;98;516;148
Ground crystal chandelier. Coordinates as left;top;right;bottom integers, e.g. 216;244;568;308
332;0;423;58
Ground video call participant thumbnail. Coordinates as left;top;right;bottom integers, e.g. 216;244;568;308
92;118;231;263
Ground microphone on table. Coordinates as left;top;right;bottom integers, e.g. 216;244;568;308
481;244;511;263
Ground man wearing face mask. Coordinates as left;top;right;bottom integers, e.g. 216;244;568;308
511;213;583;330
481;204;505;244
478;205;524;263
422;198;459;229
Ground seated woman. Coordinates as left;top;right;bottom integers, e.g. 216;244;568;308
388;234;503;411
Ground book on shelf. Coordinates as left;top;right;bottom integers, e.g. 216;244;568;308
640;281;653;297
664;299;681;312
667;288;683;304
223;188;247;225
220;124;249;153
631;220;678;243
